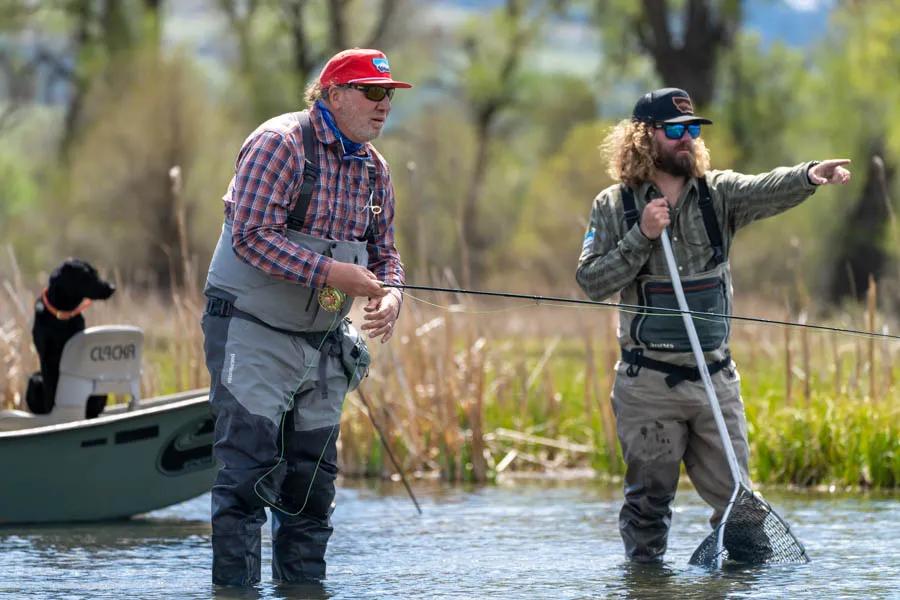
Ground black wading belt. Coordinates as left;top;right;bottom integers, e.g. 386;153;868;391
622;348;733;388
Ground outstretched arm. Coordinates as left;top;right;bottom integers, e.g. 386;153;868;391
712;159;852;232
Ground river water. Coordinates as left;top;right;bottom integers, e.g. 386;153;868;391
2;479;897;599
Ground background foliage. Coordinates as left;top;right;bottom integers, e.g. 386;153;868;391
0;0;897;486
1;0;897;314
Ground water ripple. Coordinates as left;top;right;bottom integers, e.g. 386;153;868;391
0;482;896;599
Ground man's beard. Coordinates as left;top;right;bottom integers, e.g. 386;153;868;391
655;145;695;178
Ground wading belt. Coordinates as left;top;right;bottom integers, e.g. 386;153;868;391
205;295;342;400
621;348;732;388
287;111;379;242
621;179;725;270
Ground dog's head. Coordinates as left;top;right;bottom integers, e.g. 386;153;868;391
46;259;116;310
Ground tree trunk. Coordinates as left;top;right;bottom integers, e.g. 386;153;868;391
460;115;493;288
828;140;894;302
635;0;741;107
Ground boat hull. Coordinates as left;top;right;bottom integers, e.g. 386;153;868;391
0;390;216;524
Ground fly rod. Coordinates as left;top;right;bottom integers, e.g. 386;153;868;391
356;387;423;515
384;283;899;342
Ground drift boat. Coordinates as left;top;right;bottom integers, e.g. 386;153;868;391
0;325;215;524
0;388;215;524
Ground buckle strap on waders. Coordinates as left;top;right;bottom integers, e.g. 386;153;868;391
621;348;732;388
621;183;641;232
696;177;725;268
287;110;379;241
205;294;344;402
206;295;319;337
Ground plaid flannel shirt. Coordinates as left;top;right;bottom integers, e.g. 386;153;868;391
222;103;405;290
576;163;819;302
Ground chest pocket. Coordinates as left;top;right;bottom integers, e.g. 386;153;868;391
680;210;711;247
345;171;369;204
631;276;730;352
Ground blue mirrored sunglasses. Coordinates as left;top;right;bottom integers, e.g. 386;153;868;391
656;122;702;140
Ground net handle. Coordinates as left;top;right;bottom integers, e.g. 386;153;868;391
660;229;744;486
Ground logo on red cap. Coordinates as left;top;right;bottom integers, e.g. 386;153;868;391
372;58;390;73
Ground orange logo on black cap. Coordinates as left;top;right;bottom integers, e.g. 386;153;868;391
672;96;694;114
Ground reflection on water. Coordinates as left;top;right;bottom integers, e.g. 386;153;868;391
616;561;766;600
1;479;897;599
211;581;330;600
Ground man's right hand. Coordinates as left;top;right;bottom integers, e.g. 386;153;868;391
639;198;671;240
325;261;387;298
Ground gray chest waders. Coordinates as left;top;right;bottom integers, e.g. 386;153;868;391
204;110;374;518
619;181;732;386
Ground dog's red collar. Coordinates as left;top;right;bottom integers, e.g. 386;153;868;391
41;288;92;320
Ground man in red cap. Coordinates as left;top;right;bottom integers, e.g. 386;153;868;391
576;87;850;563
200;48;411;586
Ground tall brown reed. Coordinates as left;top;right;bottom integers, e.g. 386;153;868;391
2;261;897;487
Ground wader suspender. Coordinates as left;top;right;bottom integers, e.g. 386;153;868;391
620;179;725;269
286;111;379;242
285;111;320;232
696;178;725;267
620;180;730;386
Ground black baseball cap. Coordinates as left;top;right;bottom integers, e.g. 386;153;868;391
632;88;712;125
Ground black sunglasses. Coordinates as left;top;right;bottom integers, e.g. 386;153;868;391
654;122;702;140
342;84;395;102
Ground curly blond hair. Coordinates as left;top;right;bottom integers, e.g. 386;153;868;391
601;119;710;186
304;81;325;107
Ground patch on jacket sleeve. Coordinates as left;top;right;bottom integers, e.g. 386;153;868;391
582;227;596;251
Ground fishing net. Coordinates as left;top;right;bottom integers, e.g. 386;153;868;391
689;486;809;567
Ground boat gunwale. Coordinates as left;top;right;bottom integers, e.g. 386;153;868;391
0;388;211;439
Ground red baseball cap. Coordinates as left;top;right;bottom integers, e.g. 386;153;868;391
318;48;412;89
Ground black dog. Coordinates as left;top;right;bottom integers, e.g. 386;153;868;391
26;259;116;418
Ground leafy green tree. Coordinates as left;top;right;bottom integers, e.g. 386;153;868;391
380;105;478;284
381;32;597;288
715;2;899;309
453;0;551;287
13;0;166;155
715;32;808;170
813;2;900;303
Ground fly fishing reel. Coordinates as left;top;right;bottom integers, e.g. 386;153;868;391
318;286;347;313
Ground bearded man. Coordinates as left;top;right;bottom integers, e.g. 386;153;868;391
575;87;850;563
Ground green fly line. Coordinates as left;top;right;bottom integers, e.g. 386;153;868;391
253;310;345;517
